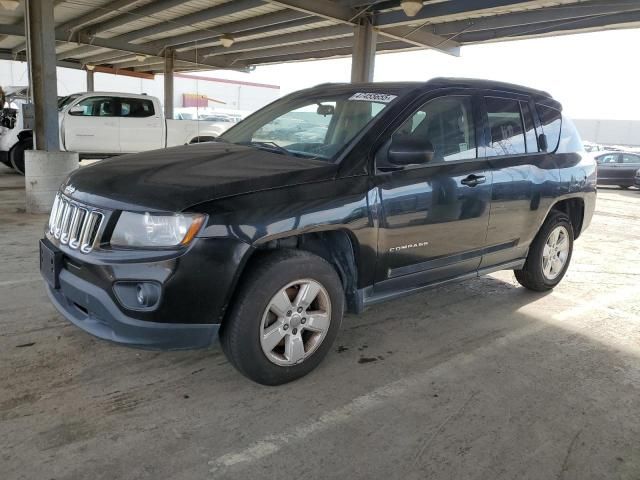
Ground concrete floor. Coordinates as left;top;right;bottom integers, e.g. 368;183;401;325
1;164;639;480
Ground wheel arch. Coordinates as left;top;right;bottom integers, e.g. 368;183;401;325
222;229;361;325
548;196;585;239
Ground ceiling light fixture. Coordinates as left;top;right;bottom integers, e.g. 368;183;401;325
400;0;423;17
135;54;148;62
0;0;20;10
220;34;235;48
85;64;95;71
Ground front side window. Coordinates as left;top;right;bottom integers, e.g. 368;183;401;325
393;96;476;162
120;98;154;118
69;96;117;117
220;91;396;161
485;97;526;156
596;154;619;164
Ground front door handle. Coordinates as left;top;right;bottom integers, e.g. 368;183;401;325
461;174;486;187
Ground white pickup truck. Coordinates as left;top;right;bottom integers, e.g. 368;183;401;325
1;90;231;174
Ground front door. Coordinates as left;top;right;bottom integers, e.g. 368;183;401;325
374;94;492;292
63;95;120;154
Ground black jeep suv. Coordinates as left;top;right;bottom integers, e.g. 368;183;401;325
40;78;596;385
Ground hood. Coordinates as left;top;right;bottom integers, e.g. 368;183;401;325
63;142;338;212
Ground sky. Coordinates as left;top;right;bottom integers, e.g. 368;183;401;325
207;28;640;121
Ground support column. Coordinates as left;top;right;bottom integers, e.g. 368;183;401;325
164;49;175;119
24;0;79;214
351;17;377;83
86;69;95;92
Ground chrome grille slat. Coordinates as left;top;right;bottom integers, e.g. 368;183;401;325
47;193;105;254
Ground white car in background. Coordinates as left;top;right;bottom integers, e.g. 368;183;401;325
1;91;230;175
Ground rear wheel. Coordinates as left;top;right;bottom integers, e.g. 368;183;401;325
220;249;344;385
9;138;32;175
514;211;574;292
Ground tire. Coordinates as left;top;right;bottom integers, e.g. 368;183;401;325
619;185;630;189
514;211;574;292
220;249;344;386
9;138;32;175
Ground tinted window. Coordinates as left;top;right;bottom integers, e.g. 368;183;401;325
395;96;476;162
485;97;526;156
621;154;640;164
70;96;117;116
120;98;154;118
536;104;562;152
520;101;538;153
557;116;584;154
596;154;618;164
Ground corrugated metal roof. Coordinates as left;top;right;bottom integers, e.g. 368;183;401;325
1;0;639;73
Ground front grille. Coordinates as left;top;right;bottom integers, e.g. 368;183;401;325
48;193;105;253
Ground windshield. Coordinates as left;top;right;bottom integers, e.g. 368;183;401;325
220;91;396;161
58;94;81;111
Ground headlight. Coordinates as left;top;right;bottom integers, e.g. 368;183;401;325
110;212;206;248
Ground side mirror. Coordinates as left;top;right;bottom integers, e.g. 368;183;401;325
68;105;84;115
316;103;334;116
388;134;434;166
538;133;548;152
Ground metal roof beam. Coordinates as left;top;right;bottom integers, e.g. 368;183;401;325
79;50;136;64
240;40;417;65
266;0;459;55
377;25;460;56
430;0;640;36
167;13;314;50
86;0;187;35
0;24;243;70
198;24;354;58
12;0;144;54
376;0;540;27
57;45;103;61
219;35;397;63
114;0;265;43
455;9;640;43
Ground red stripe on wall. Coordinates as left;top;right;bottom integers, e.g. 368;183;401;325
174;73;280;90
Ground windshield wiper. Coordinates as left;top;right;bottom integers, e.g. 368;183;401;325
244;141;290;156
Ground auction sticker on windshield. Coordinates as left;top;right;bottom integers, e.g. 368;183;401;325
348;92;397;103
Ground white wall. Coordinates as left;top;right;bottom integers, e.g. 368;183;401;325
574;119;640;147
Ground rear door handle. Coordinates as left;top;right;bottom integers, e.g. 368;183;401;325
461;174;486;187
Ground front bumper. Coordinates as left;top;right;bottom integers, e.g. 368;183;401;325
48;269;218;350
42;236;252;350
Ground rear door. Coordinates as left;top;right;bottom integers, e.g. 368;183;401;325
374;92;493;290
595;153;621;184
119;97;163;152
480;95;552;268
63;95;120;154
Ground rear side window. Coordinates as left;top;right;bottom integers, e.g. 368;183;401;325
621;154;640;164
520;102;538;153
120;98;154;118
536;105;562;152
485;97;526;156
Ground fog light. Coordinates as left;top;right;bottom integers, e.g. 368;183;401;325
113;281;161;311
136;283;159;307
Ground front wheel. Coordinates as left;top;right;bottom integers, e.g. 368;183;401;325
514;211;574;292
220;249;344;385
